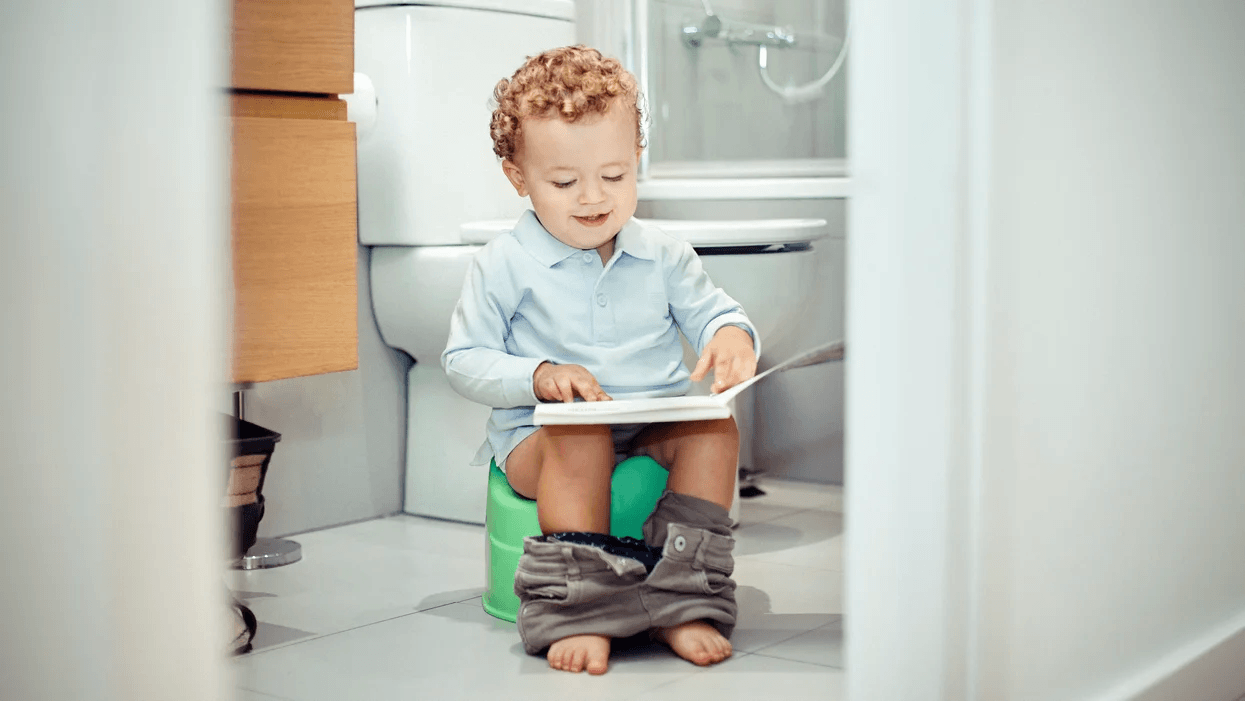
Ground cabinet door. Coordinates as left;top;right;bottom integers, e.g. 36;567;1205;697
231;116;358;383
231;0;353;94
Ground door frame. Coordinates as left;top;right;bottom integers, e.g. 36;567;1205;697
844;0;991;698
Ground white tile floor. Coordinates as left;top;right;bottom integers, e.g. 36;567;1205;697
229;479;845;701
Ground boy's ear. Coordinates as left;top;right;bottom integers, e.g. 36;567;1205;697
501;159;528;197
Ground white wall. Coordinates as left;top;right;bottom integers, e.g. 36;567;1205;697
0;2;229;700
975;1;1245;698
845;0;1245;699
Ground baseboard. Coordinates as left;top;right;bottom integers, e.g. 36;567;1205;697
1094;606;1245;701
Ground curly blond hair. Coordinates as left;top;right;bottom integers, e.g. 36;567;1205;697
489;45;645;163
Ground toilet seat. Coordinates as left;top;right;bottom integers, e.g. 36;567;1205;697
459;217;828;248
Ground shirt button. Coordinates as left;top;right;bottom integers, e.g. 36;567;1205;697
673;535;687;553
582;252;594;263
596;293;607;307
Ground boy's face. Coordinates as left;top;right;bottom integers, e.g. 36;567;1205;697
502;101;642;256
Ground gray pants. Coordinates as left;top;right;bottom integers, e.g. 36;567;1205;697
514;491;737;655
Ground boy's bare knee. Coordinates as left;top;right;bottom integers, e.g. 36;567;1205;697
507;425;614;499
675;417;738;451
709;417;739;442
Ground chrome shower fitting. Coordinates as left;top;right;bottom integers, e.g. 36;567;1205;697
724;23;796;48
681;4;795;50
679;0;852;105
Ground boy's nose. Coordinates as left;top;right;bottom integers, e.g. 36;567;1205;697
579;181;605;205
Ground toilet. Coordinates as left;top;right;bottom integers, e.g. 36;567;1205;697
351;0;830;525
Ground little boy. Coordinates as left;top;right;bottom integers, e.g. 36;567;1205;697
442;45;759;675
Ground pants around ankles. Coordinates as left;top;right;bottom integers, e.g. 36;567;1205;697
514;490;738;655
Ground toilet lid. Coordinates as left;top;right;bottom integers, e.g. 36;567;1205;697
459;217;829;247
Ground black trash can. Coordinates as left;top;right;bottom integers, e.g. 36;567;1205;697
224;414;281;560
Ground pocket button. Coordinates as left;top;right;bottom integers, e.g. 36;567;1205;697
673;535;687;553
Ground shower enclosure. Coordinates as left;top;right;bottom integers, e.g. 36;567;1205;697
640;0;847;180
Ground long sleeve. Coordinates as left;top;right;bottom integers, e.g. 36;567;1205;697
665;241;762;358
441;251;547;409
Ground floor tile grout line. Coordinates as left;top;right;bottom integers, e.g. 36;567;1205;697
265;512;404;541
239;597;484;657
741;616;844;670
236;684;299;701
618;652;758;701
734;504;845;534
748;649;844;670
735;614;843;657
733;505;810;531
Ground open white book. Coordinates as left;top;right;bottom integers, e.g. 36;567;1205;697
533;340;845;426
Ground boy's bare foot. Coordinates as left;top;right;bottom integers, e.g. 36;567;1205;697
547;633;611;674
654;620;733;666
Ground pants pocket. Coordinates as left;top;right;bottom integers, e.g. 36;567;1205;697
513;564;572;603
701;560;735;596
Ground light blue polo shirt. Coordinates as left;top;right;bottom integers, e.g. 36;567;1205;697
442;209;760;469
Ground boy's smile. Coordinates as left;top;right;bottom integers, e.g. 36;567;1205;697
501;100;643;263
575;212;611;226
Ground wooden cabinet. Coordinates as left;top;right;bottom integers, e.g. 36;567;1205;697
230;0;358;384
231;0;354;94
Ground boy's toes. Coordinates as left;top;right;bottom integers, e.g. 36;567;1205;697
656;620;733;667
684;638;712;665
691;644;714;666
585;651;609;675
547;634;611;674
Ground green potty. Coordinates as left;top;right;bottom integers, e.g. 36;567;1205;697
483;455;669;623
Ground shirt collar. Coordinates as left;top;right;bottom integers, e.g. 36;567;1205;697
614;217;656;261
511;209;657;267
512;210;580;267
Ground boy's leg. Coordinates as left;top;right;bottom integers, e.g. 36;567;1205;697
630;418;739;666
506;424;614;535
505;426;650;674
631;417;739;511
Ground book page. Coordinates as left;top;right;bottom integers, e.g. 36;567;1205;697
532;340;845;426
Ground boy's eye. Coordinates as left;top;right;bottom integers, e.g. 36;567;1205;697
553;180;576;188
604;175;625;182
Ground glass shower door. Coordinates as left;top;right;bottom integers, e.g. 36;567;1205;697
637;0;849;180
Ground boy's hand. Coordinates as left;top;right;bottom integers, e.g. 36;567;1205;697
691;326;758;394
533;362;613;403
